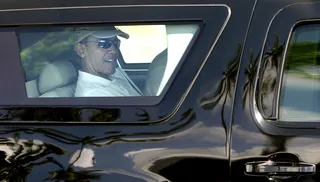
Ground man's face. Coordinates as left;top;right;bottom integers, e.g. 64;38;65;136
78;35;119;76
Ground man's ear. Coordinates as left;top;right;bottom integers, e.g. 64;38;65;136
74;43;86;58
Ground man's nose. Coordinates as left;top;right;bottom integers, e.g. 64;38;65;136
106;44;117;54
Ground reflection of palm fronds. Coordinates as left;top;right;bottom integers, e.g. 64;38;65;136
200;43;241;110
243;49;259;108
92;109;196;145
88;109;120;122
200;44;242;134
199;43;242;152
0;108;121;123
258;35;293;155
45;147;101;182
264;34;284;71
0;137;65;182
45;169;101;182
260;35;284;91
257;35;285;117
0;108;195;147
135;108;150;121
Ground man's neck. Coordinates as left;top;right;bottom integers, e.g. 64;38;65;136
81;66;112;80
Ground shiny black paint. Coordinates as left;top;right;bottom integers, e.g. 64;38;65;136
2;0;320;181
233;0;320;182
0;0;256;181
0;6;227;122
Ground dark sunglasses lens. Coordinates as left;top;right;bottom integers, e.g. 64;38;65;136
98;40;120;49
98;42;112;49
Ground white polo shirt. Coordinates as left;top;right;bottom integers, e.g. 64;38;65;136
74;68;141;97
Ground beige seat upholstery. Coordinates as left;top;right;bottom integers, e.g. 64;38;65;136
38;60;77;97
144;49;167;96
25;79;40;98
144;24;198;96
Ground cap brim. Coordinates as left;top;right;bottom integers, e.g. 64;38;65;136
91;30;129;39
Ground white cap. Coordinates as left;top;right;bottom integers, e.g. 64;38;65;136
74;26;129;43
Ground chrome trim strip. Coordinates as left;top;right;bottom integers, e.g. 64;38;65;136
0;4;230;12
228;0;257;164
123;69;149;72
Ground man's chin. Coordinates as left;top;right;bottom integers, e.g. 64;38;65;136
103;68;116;76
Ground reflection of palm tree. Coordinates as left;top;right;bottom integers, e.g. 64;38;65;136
45;146;101;182
243;49;259;108
0;108;121;122
135;108;150;121
258;35;285;116
0;136;65;182
45;168;101;182
0;107;196;180
244;34;291;156
264;34;284;73
199;43;242;146
0;108;195;147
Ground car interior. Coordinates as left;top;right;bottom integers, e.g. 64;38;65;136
22;24;199;98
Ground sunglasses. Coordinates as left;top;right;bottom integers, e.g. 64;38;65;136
81;38;121;49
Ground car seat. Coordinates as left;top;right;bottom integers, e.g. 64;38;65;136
38;60;78;97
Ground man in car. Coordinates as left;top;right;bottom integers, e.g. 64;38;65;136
73;27;142;97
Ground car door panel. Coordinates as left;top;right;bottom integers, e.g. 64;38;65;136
0;0;256;181
232;1;320;182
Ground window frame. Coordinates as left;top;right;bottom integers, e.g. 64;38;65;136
253;3;320;133
0;4;230;123
16;21;202;106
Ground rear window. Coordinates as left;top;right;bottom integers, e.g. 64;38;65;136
280;23;320;121
19;23;199;98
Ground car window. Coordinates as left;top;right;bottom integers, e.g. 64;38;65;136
280;23;320;121
116;25;167;64
18;23;199;98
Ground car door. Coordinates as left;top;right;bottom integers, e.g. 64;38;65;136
232;0;320;182
0;0;255;181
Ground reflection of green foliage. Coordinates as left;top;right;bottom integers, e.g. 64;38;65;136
286;41;320;70
285;41;320;79
20;28;75;81
45;169;101;182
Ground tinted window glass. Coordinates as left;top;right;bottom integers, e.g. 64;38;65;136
280;23;320;121
18;24;199;98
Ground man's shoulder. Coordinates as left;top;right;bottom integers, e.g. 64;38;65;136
77;70;111;85
75;87;112;97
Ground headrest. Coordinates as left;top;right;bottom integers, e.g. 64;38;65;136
38;60;77;94
144;49;167;96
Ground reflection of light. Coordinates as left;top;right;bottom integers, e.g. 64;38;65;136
0;145;13;163
157;24;198;95
124;148;166;158
69;148;95;168
0;138;48;163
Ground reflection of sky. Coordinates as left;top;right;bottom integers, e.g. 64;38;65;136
280;74;320;121
293;24;320;43
4;115;320;181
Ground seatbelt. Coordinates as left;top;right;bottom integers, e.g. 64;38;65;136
117;68;144;96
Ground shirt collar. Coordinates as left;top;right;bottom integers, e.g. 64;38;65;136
78;70;112;86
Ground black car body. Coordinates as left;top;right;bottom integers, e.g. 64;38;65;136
0;0;319;181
